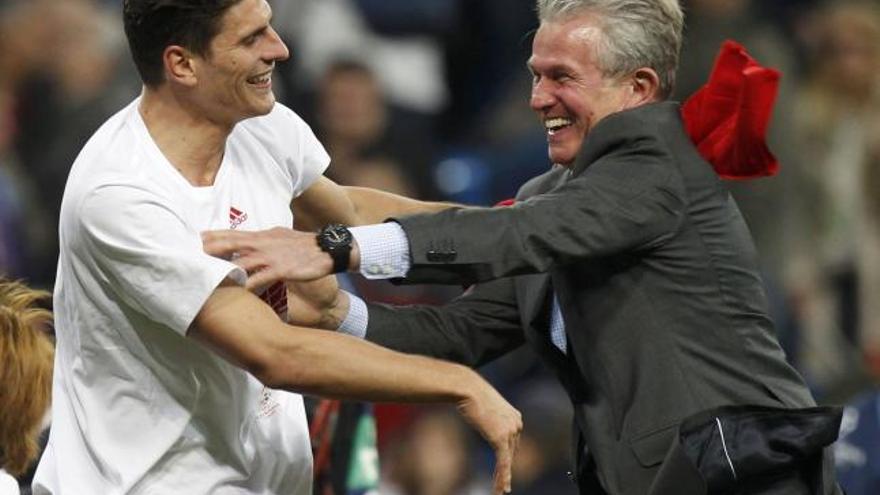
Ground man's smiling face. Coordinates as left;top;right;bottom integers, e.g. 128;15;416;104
528;13;634;166
193;0;289;123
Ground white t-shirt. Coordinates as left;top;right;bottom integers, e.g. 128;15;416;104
0;470;18;495
32;99;330;494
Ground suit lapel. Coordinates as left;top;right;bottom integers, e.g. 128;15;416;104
515;165;572;360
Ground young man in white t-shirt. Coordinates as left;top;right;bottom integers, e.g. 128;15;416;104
31;1;521;494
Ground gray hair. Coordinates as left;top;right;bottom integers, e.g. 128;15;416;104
536;0;684;99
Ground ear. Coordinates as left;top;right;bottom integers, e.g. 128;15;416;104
163;45;198;87
627;67;661;105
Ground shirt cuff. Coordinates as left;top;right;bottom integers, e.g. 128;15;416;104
336;290;368;339
349;223;411;279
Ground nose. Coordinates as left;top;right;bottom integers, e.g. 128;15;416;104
265;26;290;62
530;80;554;112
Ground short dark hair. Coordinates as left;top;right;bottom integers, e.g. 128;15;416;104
123;0;244;87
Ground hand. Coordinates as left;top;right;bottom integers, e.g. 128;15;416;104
202;227;335;289
286;276;349;329
457;379;523;494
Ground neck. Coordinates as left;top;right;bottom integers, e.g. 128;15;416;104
139;85;232;187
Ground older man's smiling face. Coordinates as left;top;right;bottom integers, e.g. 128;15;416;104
528;13;634;166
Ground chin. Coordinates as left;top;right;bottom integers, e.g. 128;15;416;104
255;97;276;115
548;150;577;166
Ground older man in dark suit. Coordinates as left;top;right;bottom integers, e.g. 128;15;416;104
204;0;842;493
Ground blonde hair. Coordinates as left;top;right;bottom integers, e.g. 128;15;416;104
0;278;53;476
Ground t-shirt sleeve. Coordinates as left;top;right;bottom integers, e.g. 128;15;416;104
244;103;331;198
76;184;247;335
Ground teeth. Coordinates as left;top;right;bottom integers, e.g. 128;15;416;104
248;74;271;84
544;117;572;131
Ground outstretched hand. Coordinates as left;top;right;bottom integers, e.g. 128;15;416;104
202;227;337;289
458;382;523;494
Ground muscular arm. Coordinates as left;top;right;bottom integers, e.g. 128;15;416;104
192;280;493;402
291;176;460;231
190;280;520;493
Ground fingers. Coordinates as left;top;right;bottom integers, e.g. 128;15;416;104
488;408;521;495
203;227;329;285
231;252;264;274
202;230;251;258
493;438;513;495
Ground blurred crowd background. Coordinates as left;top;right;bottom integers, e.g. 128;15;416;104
2;0;880;493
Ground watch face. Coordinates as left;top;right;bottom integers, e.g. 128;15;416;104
320;224;352;250
318;225;352;273
326;227;351;244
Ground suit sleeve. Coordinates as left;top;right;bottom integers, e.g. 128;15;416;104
365;277;525;368
394;138;687;285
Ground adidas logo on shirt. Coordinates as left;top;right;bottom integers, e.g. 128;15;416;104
229;206;248;229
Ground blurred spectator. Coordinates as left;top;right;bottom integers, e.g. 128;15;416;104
0;2;55;281
272;0;451;116
314;60;427;197
866;130;880;377
0;278;53;494
677;0;797;100
0;87;27;278
786;1;880;391
381;409;491;495
10;0;139;285
440;0;538;143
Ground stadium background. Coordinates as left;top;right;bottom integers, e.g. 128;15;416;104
1;0;879;493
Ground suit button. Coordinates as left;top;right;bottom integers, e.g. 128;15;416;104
426;250;457;263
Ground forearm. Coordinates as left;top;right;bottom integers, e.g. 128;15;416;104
193;284;483;404
194;284;520;495
266;327;483;403
344;186;461;224
292;177;461;231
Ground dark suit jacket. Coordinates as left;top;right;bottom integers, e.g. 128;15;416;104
365;102;822;494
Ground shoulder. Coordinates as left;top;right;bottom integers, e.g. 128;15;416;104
234;102;330;193
575;103;686;188
237;102;315;142
233;102;328;166
73;101;142;175
576;102;683;168
516;166;567;200
63;101;162;218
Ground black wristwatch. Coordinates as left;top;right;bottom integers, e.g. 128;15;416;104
316;224;353;273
